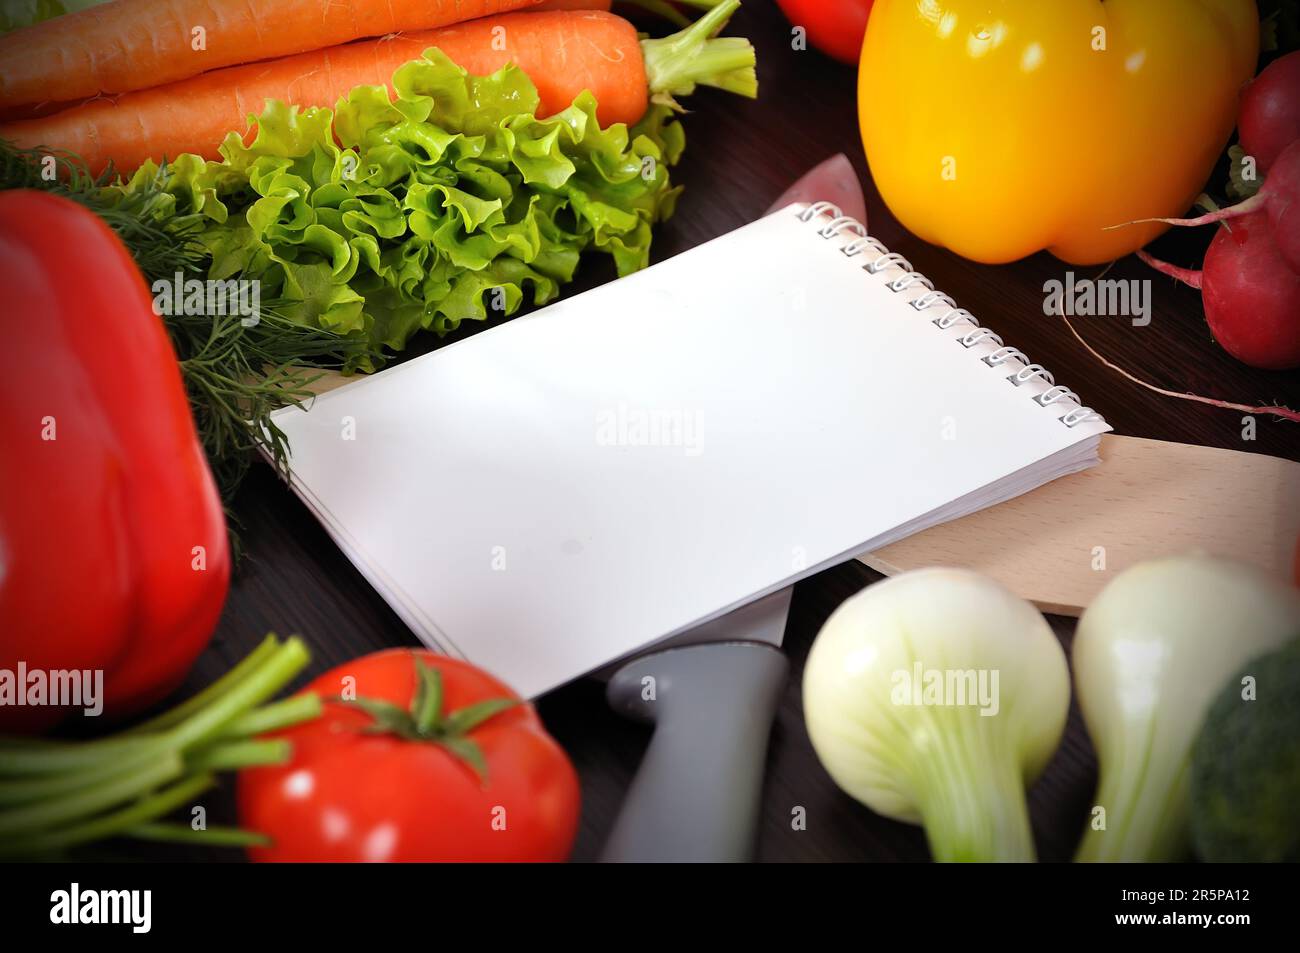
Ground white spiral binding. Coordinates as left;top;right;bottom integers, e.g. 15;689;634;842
797;203;1103;429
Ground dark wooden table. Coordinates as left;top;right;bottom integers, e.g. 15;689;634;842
167;2;1299;862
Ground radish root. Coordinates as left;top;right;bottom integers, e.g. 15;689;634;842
1059;312;1300;424
1135;250;1204;289
1104;192;1267;231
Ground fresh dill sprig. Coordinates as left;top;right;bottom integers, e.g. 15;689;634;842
0;144;210;278
0;141;378;554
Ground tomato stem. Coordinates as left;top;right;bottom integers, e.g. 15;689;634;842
335;658;518;784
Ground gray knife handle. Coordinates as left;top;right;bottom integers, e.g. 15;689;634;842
600;641;788;863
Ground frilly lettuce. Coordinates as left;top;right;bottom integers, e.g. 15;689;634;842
0;0;100;33
116;49;686;369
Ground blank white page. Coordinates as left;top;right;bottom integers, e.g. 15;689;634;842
271;205;1110;696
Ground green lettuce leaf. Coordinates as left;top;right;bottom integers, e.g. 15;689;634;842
111;48;684;370
0;0;100;33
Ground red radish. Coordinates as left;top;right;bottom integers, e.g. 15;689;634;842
1140;211;1300;370
1239;51;1300;174
1115;139;1300;275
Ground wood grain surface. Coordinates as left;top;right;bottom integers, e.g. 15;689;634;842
863;434;1300;616
139;3;1299;862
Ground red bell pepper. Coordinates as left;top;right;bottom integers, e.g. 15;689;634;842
0;191;230;733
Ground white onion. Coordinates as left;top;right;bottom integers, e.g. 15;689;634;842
803;568;1069;862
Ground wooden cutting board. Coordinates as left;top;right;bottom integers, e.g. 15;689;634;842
860;434;1300;616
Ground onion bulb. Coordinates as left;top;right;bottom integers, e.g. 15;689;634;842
803;568;1069;862
1073;554;1300;861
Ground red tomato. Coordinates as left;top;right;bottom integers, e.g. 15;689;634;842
238;649;580;862
776;0;874;65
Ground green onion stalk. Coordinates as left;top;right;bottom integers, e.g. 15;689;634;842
0;634;320;859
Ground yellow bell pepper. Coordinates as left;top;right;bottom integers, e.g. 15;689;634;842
859;0;1259;265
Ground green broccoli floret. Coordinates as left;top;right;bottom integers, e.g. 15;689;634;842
1190;637;1300;862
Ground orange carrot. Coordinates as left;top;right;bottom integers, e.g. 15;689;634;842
1;5;756;176
0;0;543;111
534;0;612;8
532;0;723;25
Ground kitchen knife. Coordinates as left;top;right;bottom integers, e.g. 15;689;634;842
599;156;867;863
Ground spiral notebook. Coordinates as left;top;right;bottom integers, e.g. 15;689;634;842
270;203;1112;696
